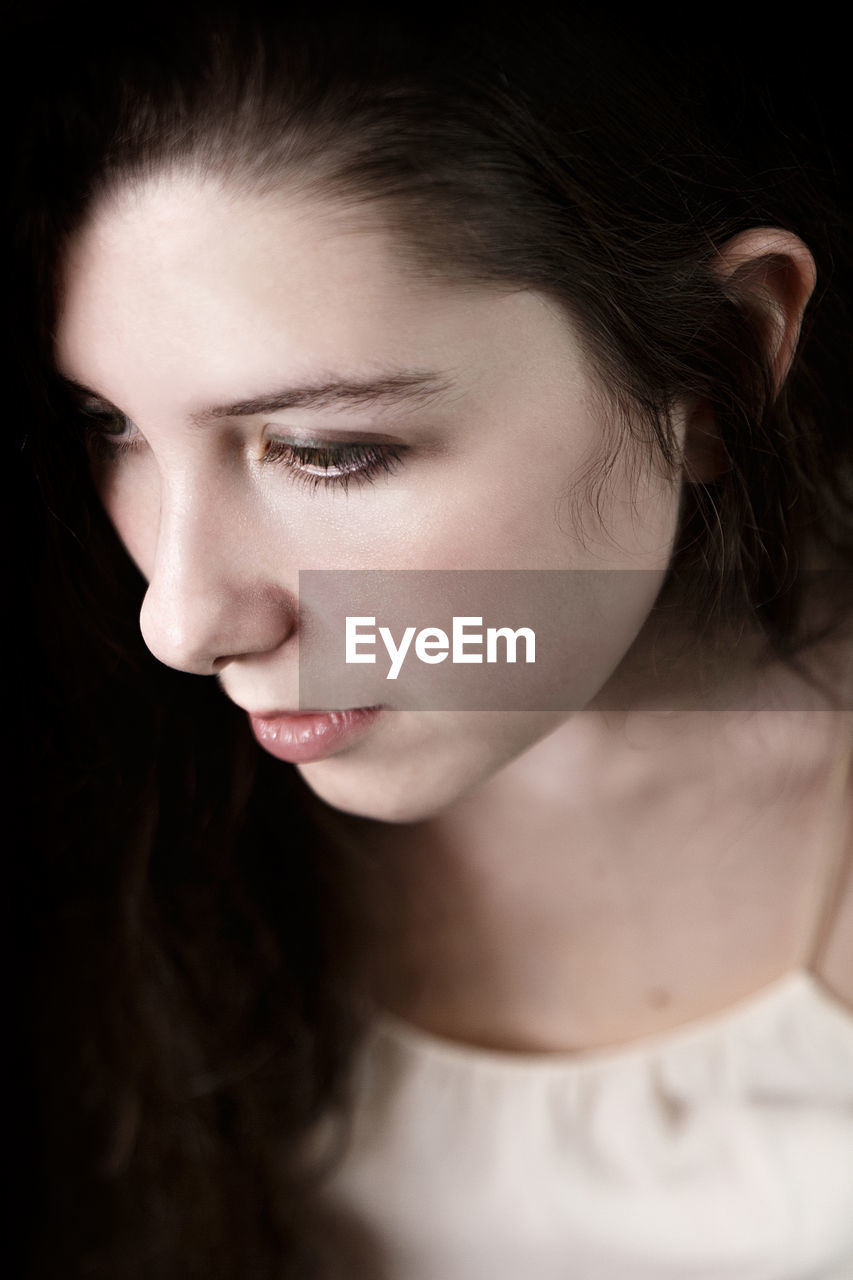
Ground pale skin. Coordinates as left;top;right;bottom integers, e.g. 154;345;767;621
56;173;853;1053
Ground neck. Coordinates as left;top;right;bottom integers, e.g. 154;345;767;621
330;613;851;1052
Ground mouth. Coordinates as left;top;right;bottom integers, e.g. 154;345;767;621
247;705;384;765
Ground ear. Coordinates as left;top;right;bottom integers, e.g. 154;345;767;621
714;227;817;390
682;227;817;484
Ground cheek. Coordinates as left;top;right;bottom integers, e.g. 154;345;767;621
95;460;160;580
376;418;678;575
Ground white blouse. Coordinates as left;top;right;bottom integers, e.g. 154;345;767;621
317;968;853;1279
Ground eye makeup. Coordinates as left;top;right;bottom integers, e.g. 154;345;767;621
79;404;141;461
261;438;405;492
77;401;406;493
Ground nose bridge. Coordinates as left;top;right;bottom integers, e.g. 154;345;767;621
140;467;294;675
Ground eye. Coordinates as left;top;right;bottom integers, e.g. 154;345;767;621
261;438;405;492
78;402;142;462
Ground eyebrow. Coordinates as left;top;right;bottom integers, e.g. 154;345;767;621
191;371;454;423
58;370;454;421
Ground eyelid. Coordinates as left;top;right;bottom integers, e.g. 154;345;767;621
261;437;406;491
78;399;137;432
77;401;143;461
76;393;124;418
261;422;405;444
76;408;408;490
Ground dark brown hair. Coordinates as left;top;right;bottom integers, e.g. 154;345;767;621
12;3;852;1276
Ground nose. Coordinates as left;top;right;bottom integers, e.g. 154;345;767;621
138;481;296;676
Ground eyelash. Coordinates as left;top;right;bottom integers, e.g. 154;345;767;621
80;411;405;492
262;438;404;492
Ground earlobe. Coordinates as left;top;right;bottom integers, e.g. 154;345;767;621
714;227;817;394
681;399;728;484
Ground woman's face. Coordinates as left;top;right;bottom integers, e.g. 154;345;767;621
56;173;688;822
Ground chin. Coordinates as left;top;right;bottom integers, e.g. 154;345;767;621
294;708;570;825
295;760;459;824
295;738;497;824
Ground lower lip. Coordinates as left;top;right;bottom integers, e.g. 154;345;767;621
248;706;383;764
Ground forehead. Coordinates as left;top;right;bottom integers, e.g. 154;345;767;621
54;172;594;419
57;175;416;389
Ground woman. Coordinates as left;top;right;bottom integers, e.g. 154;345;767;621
13;3;852;1276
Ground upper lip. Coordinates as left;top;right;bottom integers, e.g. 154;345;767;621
242;706;381;719
245;708;329;719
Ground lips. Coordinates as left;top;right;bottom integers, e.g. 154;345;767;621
247;706;383;764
